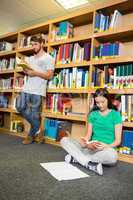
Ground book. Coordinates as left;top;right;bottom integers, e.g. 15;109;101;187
16;57;33;70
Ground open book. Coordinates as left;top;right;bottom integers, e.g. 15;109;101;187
16;57;33;70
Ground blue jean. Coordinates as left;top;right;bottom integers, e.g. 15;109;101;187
16;92;42;137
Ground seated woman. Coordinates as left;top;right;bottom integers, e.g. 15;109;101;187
60;88;122;175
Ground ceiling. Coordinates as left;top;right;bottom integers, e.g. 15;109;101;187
0;0;108;36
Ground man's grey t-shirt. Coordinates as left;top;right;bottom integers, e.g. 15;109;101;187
23;53;54;96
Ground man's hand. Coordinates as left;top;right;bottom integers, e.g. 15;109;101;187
23;69;36;77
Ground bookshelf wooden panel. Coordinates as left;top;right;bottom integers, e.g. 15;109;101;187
118;153;133;163
92;56;133;65
0;0;133;163
123;122;133;128
0;31;18;41
47;88;89;93
0;69;14;74
45;137;60;147
0;127;10;132
49;34;92;46
55;61;91;69
42;111;87;122
0;108;13;112
0;50;16;57
93;24;133;42
0;89;13;93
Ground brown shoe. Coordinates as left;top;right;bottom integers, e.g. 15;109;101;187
22;136;33;145
33;134;44;144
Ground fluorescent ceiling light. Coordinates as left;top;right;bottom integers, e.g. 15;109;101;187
55;0;89;9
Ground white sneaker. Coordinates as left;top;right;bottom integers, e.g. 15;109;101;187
65;154;77;164
88;162;103;176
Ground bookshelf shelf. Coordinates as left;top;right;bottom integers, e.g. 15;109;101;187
108;89;133;95
47;88;89;93
91;56;133;65
0;31;18;39
49;34;92;46
118;153;133;163
0;69;14;74
13;89;22;93
0;127;10;132
0;89;13;93
93;24;133;42
42;111;86;122
0;108;12;112
55;61;90;69
123;122;133;128
0;50;16;57
45;137;60;147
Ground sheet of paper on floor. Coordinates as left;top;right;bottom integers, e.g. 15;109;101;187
40;161;90;181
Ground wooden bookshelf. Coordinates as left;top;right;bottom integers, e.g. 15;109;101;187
45;137;60;147
49;34;92;46
118;153;133;164
0;69;14;74
93;24;133;42
0;108;13;113
123;122;133;128
0;0;133;163
0;89;13;93
0;127;10;132
55;61;91;69
47;88;89;93
0;50;16;57
42;111;87;122
91;56;133;65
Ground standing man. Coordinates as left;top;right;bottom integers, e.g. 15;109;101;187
16;35;54;144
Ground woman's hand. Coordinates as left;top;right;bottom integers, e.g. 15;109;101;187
87;141;105;151
80;137;88;147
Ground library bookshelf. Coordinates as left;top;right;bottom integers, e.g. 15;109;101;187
0;0;133;163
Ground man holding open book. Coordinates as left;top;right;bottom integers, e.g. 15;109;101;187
16;35;54;144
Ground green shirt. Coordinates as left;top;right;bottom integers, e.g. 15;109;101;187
88;109;122;144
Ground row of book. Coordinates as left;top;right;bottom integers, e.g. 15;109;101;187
94;10;122;32
10;120;24;133
0;58;16;71
51;21;74;42
46;94;72;114
0;41;16;52
91;64;133;89
0;76;27;90
105;64;133;89
19;33;48;48
117;130;133;155
44;118;72;141
93;42;123;58
48;67;89;89
14;76;27;89
0;95;8;108
0;78;14;90
51;42;91;65
121;95;133;122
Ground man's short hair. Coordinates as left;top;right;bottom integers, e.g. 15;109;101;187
30;35;44;44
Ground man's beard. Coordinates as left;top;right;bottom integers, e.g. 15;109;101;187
34;47;41;54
